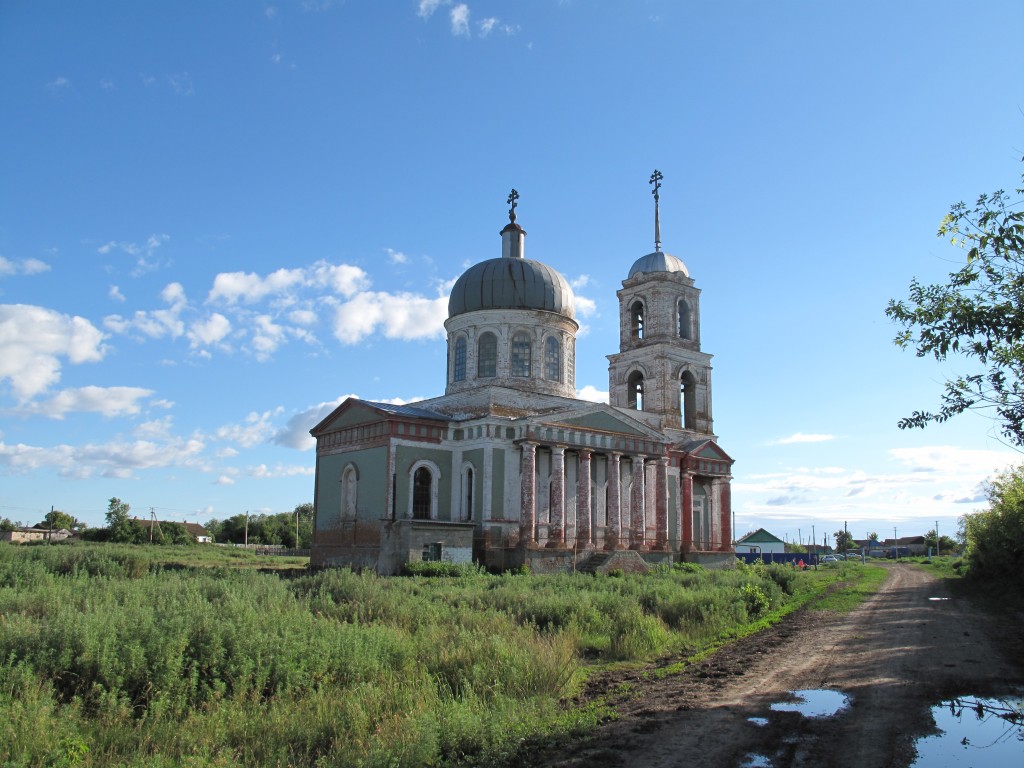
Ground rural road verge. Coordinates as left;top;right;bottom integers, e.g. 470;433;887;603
533;563;1023;768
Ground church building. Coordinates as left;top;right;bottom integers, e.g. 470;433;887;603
310;177;735;573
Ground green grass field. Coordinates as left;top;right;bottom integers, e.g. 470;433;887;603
0;543;883;768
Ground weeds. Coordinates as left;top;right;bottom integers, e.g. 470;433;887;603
0;543;857;767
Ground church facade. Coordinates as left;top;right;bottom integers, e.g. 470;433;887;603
310;184;735;573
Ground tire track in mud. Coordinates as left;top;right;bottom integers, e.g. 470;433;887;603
531;564;1023;768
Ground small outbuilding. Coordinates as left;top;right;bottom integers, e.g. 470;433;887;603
735;528;785;555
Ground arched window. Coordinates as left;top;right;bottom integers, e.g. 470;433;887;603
341;464;358;520
453;337;467;382
412;467;432;519
678;300;691;339
627;371;644;410
681;370;697;429
478;332;497;378
511;332;531;377
630;301;645;340
544;336;561;381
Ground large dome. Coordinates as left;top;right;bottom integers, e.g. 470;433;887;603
627;251;689;279
448;257;576;319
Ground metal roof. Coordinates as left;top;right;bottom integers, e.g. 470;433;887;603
627;251;689;279
363;401;451;421
448;257;576;319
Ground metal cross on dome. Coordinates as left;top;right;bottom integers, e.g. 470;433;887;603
507;188;519;223
649;170;663;253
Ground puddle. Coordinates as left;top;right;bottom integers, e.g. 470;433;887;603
739;754;772;768
747;716;769;727
911;695;1024;767
769;688;850;718
928;597;950;601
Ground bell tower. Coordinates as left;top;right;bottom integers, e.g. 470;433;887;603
607;171;714;434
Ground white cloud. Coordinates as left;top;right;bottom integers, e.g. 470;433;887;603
0;305;106;400
248;463;315;479
386;248;408;264
478;17;497;35
104;281;187;340
888;445;1018;477
577;385;610;403
208;267;305;304
133;416;175;440
187;313;231;349
0;434;206;479
450;3;470;36
21;386;154;419
167;72;194;96
46;77;71;93
288;309;317;325
209;261;369;304
214;409;282;449
575;296;597;317
97;233;170;275
418;0;446;19
0;256;50;276
273;396;355;450
215;475;236;486
333;291;448;344
109;285;126;302
774;433;836;445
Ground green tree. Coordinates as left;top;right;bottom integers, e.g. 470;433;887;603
293;502;313;549
923;528;959;555
105;497;141;543
834;529;854;552
886;165;1024;445
0;517;17;532
43;509;78;532
159;522;197;546
961;465;1024;586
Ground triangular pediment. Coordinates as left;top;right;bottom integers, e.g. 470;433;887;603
676;438;734;463
530;404;668;442
310;398;447;436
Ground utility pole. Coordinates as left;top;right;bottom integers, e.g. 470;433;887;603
935;519;940;557
149;507;162;543
893;525;898;560
244;511;249;547
812;524;816;568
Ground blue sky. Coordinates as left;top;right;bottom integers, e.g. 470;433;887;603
2;1;1022;545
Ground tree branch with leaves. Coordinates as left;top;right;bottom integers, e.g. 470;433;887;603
887;162;1024;445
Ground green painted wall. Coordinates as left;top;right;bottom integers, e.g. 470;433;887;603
322;403;385;431
463;448;485;521
491;448;506;518
557;411;647;435
315;445;388;530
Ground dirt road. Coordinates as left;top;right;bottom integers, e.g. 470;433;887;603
534;563;1023;768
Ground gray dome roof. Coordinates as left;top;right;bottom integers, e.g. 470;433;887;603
627;251;689;279
448;257;576;319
